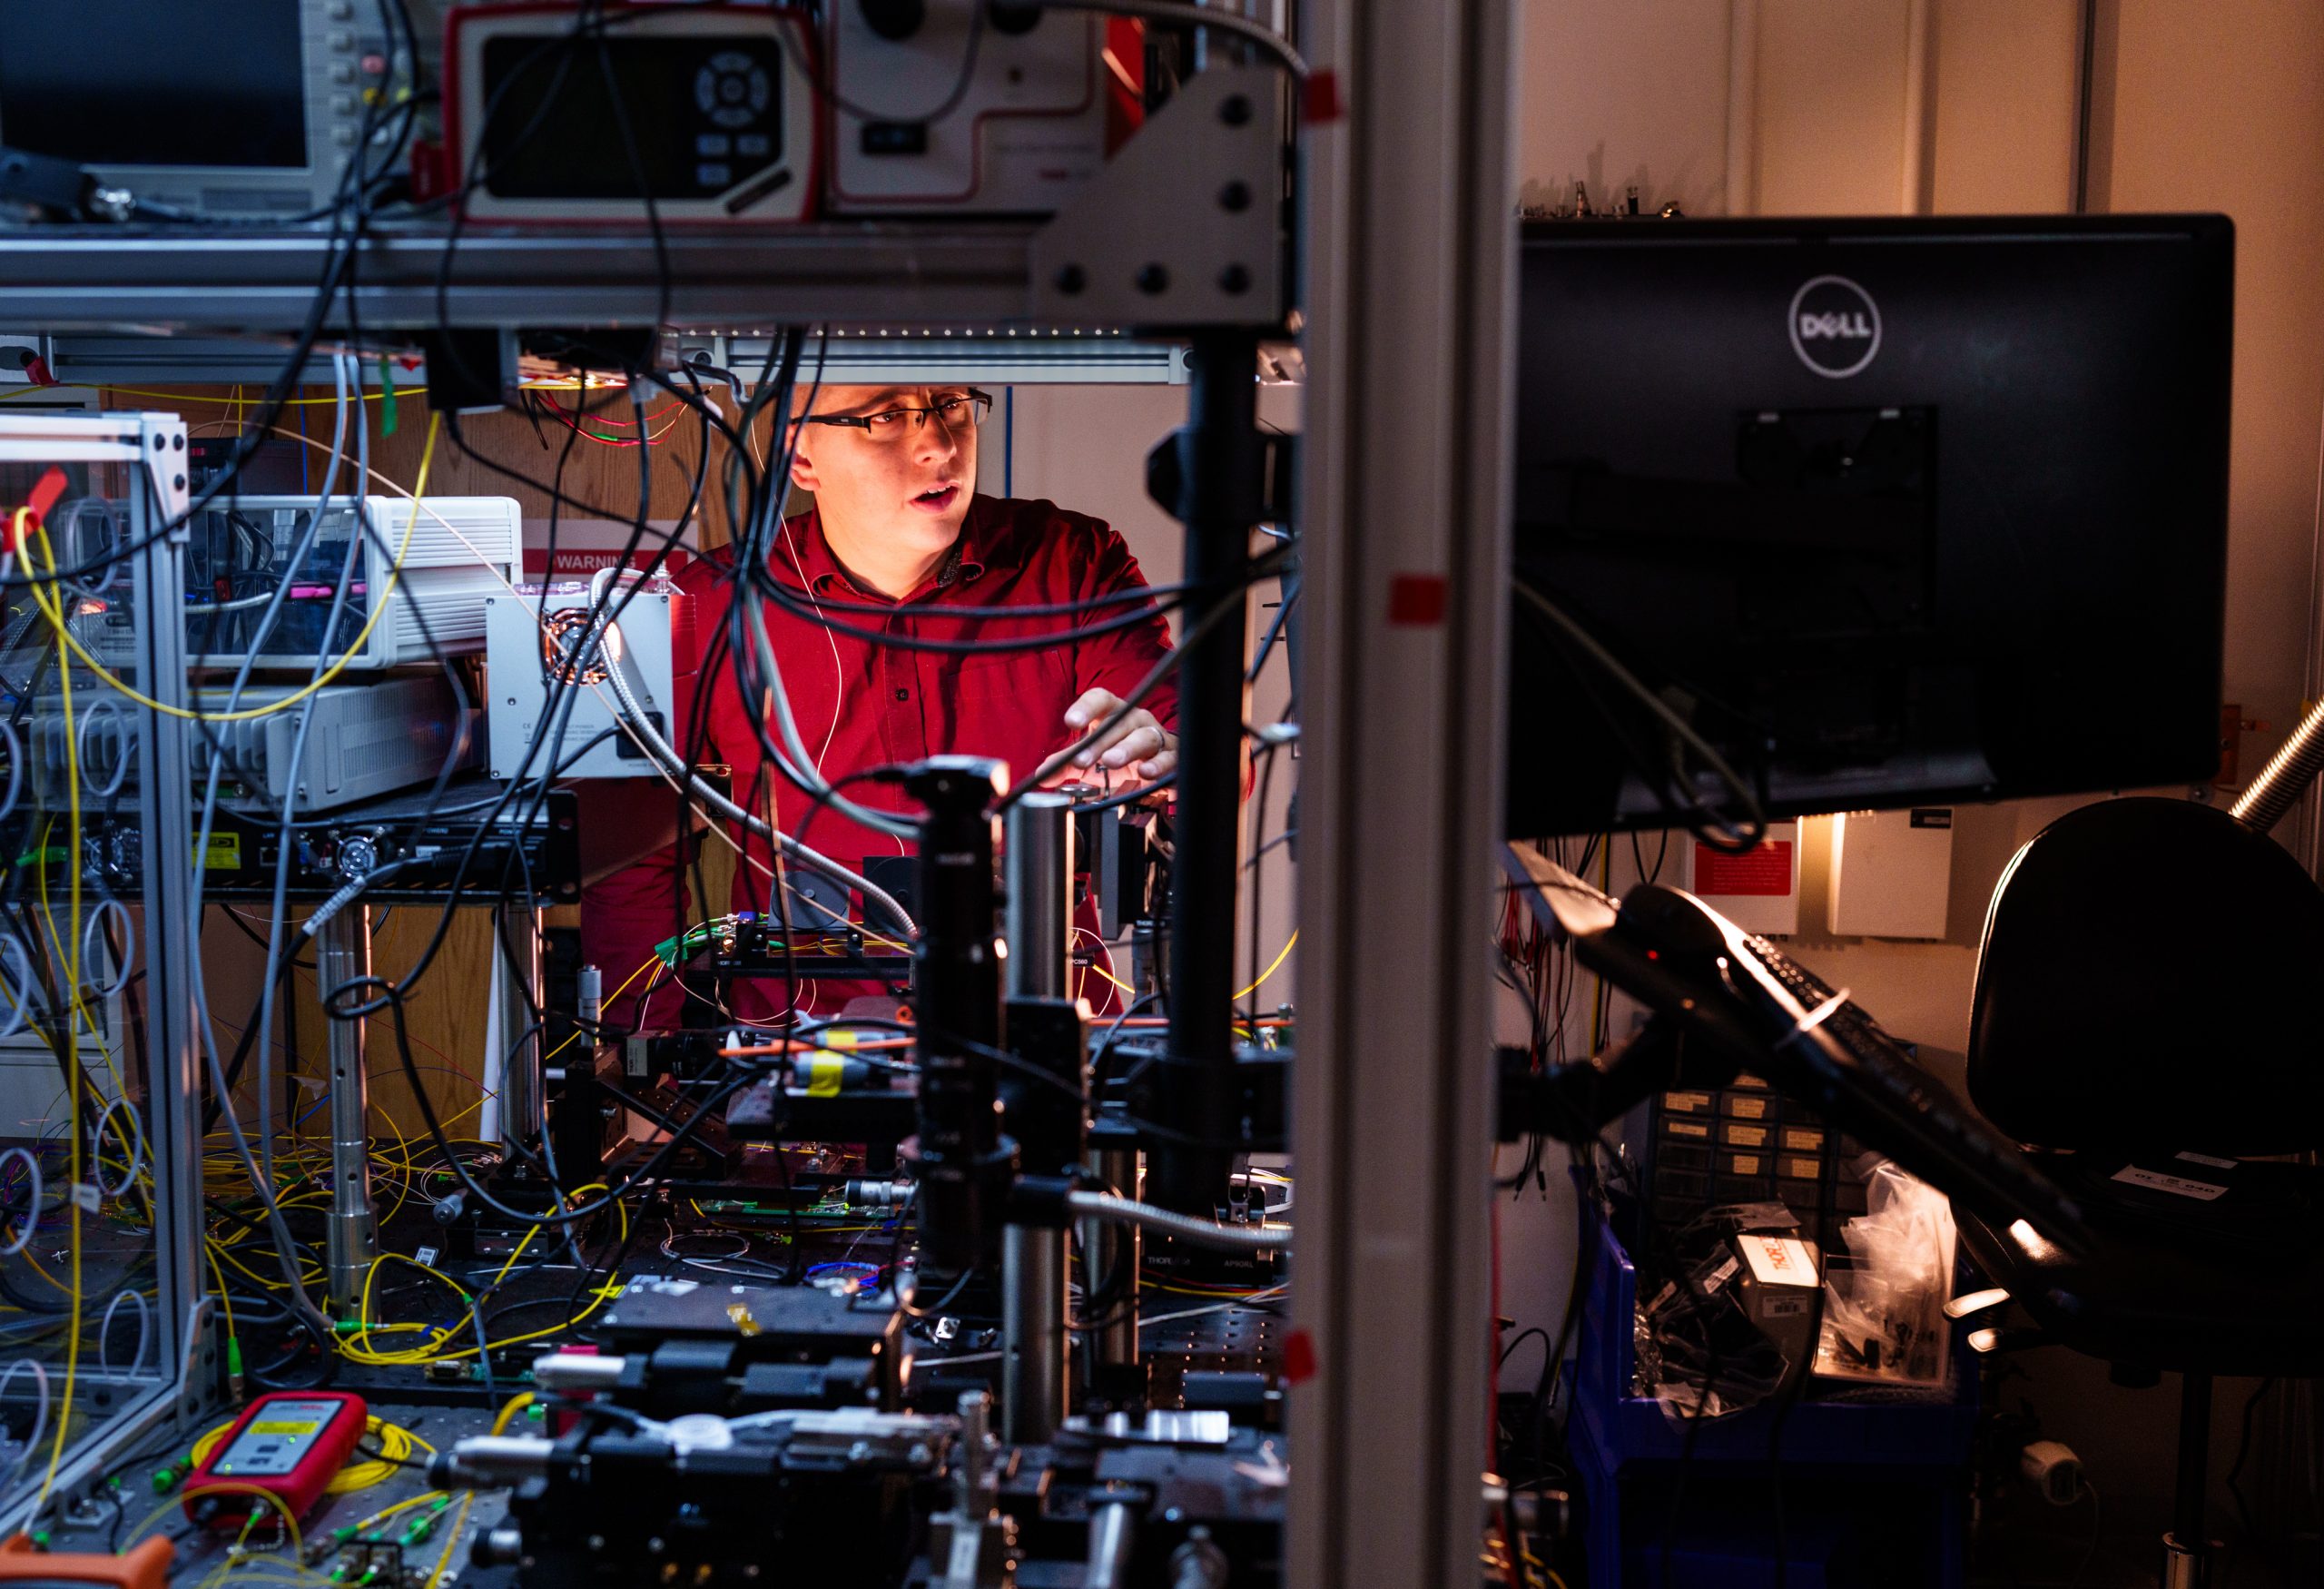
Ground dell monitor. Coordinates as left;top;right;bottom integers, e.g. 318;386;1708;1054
1505;214;2233;841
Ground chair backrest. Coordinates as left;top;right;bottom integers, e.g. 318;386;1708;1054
1968;796;2324;1154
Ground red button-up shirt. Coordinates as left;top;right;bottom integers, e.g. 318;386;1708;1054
582;494;1176;1027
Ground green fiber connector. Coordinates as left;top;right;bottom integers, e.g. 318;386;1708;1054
331;1319;368;1334
11;850;66;869
28;1530;48;1549
151;1463;185;1495
228;1337;245;1373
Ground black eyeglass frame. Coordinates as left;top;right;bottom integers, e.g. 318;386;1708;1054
798;389;995;434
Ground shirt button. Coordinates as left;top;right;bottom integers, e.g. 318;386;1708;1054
894;687;910;701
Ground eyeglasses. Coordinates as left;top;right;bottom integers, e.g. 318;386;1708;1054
801;389;994;439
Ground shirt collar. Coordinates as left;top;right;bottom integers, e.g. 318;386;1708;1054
785;498;990;600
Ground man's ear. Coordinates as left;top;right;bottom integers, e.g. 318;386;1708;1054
789;436;821;493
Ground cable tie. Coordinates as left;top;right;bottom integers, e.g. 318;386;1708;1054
1775;989;1852;1056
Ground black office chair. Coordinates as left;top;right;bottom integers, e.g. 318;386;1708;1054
1955;794;2324;1587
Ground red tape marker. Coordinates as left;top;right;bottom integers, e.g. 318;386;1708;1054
1282;1327;1318;1385
1302;69;1344;126
1386;572;1448;627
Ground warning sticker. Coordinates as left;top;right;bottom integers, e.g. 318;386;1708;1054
2112;1165;2228;1201
196;833;240;870
1694;841;1794;898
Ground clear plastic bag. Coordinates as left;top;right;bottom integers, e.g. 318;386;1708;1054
1813;1160;1955;1387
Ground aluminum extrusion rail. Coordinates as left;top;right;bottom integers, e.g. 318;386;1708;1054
0;222;1045;333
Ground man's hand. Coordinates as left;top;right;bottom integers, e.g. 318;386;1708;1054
1056;688;1177;788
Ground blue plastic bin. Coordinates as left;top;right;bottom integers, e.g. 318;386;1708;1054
1566;1214;1976;1587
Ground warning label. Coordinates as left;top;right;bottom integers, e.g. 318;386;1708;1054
1694;840;1794;897
196;833;240;870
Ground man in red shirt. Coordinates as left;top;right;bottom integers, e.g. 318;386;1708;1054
583;383;1177;1027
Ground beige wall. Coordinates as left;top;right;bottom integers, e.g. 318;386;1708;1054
1514;0;2324;1531
1753;0;1921;212
1516;0;1735;216
1929;0;2082;212
1519;0;2091;213
2100;1;2324;814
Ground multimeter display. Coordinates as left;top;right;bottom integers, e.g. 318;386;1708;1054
212;1398;349;1479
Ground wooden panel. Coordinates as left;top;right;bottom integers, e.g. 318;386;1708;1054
106;380;756;544
204;903;496;1150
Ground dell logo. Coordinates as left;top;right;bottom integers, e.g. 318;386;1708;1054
1798;310;1874;340
1788;274;1882;377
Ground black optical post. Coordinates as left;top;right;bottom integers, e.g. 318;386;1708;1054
1147;330;1265;1215
903;756;1018;1298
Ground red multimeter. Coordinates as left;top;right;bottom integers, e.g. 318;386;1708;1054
183;1392;368;1527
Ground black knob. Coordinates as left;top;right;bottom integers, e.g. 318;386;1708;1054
472;1526;525;1567
860;0;925;42
990;3;1042;35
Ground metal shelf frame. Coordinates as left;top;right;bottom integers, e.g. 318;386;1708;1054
0;224;1049;334
1287;0;1515;1584
0;16;1529;1580
15;331;1195;390
0;410;212;1528
0;64;1291;343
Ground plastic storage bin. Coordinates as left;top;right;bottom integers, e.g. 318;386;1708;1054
1567;1213;1976;1587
